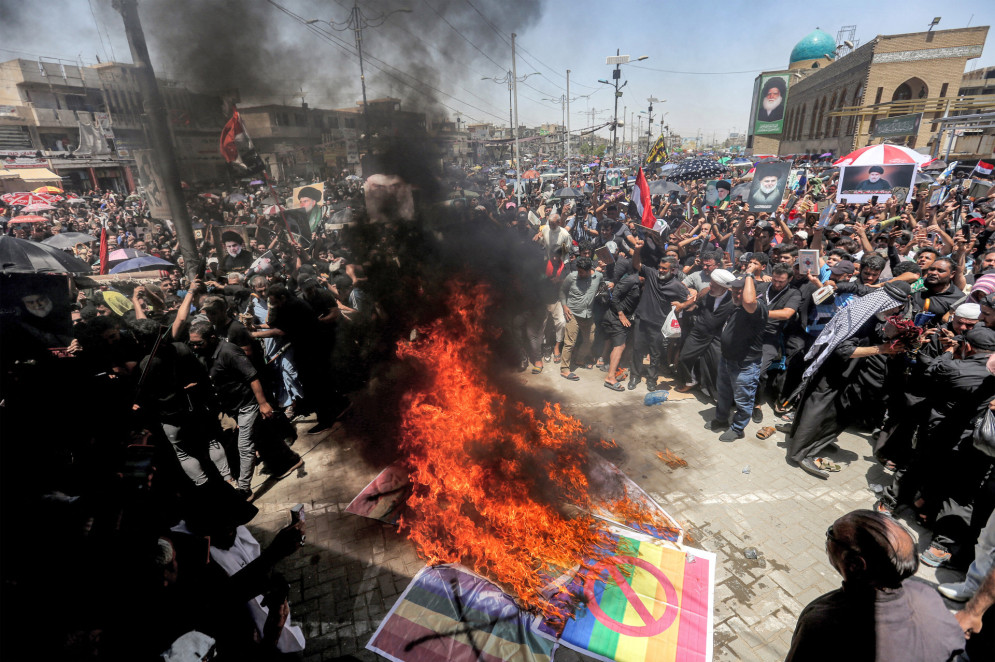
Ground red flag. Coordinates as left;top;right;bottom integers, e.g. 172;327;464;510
975;160;993;176
219;109;242;163
98;226;109;275
632;167;655;228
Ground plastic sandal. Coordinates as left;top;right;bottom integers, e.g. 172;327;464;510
756;426;776;440
814;457;841;472
561;372;580;381
603;381;625;392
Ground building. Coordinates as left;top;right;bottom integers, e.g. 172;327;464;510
746;26;992;159
0;58;227;192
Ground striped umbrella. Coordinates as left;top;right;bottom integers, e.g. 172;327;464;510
32;185;64;194
0;191;62;206
834;143;933;167
8;214;50;224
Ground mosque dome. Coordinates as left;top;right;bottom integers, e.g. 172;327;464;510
789;29;837;68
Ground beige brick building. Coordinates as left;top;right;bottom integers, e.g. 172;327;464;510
746;26;991;158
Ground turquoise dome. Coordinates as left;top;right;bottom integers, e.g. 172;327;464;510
789;29;836;65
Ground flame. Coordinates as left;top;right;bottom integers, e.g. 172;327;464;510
396;282;670;616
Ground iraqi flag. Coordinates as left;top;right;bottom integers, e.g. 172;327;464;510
632;167;655;229
974;161;994;176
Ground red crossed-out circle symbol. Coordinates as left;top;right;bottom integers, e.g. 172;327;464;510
582;556;679;636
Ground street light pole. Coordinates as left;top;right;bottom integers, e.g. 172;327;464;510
601;52;647;165
566;69;571;186
511;33;521;206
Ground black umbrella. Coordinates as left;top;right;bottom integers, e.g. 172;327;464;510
553;187;583;199
668;158;729;183
730;182;752;201
0;235;92;274
41;232;98;249
648;180;686;196
923;160;947;172
914;171;936;185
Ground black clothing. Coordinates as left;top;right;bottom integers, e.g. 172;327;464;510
785;581;964;662
217;250;254;278
911;283;965;322
635;266;689;326
759;283;801;336
720;298;769;363
202;339;258;413
678;290;734;397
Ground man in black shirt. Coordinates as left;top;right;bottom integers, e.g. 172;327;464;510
754;263;802;422
188;319;276;498
629;239;692;391
709;262;769;441
912;258;965;325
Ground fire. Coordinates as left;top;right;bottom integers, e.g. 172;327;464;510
396;282;673;615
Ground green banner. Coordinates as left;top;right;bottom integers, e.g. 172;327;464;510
754;74;789;135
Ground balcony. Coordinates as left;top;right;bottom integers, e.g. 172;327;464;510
29;106;81;128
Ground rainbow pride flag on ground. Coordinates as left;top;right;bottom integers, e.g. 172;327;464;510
536;533;715;662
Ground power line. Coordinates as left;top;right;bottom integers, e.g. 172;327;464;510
629;63;767;75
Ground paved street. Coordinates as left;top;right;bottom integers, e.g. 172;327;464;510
247;363;958;662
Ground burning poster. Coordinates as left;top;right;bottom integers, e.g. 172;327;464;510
367;564;555;662
535;532;715;662
345;462;412;525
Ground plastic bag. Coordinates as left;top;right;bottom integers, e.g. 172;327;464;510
973;407;995;458
662;309;681;339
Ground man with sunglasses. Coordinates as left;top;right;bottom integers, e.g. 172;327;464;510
786;510;964;661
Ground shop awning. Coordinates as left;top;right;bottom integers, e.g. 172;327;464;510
0;167;62;183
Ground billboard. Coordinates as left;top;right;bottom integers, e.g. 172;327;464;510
872;113;922;138
753;74;790;135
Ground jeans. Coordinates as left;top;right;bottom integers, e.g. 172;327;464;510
715;356;763;433
161;421;231;486
235;403;260;490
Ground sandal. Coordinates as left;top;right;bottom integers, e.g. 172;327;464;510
531;363;543;374
603;381;625;392
883;460;897;472
756;426;776;440
561;372;580;381
553;353;562;364
873;499;893;516
814;457;841;472
920;546;951;568
780;411;796;422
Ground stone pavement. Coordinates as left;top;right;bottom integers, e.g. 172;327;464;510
246;363;960;662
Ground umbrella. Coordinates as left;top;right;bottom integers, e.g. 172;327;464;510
344;175;362;182
109;255;176;274
667;158;729;183
66;198;87;204
729;157;752;166
42;232;97;249
108;248;151;263
915;171;936;185
0;235;92;274
228;193;247;202
923;160;947;172
448;190;480;199
21;203;56;212
819;152;833;158
8;214;50;224
521;169;540;179
553;187;583;199
1;192;61;206
833;143;933;167
263;204;285;216
731;182;752;201
249;179;264;185
199;193;220;200
657;163;679;173
648;180;686;196
32;185;64;194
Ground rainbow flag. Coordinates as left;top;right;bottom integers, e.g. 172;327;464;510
537;534;714;662
368;564;555;662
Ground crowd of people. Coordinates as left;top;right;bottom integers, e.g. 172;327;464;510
2;151;995;659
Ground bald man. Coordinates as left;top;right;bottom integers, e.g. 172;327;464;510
786;510;964;662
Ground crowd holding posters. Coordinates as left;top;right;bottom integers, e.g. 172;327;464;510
753;74;790;135
837;163;916;203
747;161;791;212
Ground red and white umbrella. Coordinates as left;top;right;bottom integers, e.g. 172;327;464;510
8;214;50;224
0;191;62;206
834;144;933;168
199;193;221;200
21;202;56;212
263;204;285;216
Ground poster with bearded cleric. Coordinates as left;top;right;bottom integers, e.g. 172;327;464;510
754;74;789;135
838;164;917;204
0;274;74;353
747;162;791;212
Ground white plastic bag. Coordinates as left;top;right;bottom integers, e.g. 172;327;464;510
662;309;682;339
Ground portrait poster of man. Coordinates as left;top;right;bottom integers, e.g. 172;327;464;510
291;181;325;233
0;273;74;351
704;180;731;208
133;149;170;218
754;74;789;135
212;225;254;276
838;164;917;203
747;162;791;212
928;185;947;207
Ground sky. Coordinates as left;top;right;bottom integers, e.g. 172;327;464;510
0;0;991;144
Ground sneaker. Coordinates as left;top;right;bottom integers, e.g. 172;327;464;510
937;582;975;602
920;546;952;568
627;376;640;390
705;419;729;432
718;429;745;442
752;407;763;424
235;487;253;501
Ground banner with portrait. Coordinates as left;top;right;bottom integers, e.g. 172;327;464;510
133;149;171;219
753;74;790;135
747;162;792;212
290;181;325;233
837;164;917;204
0;273;74;351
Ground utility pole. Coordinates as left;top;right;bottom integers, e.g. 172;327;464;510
566;69;571;186
511;33;521;206
113;0;198;280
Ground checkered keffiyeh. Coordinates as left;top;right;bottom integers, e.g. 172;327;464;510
802;289;902;380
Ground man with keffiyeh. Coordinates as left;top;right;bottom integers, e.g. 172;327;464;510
787;282;913;478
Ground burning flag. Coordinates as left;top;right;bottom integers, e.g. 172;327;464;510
394;283;679;617
219;108;265;174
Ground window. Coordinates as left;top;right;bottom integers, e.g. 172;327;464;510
893;83;912;101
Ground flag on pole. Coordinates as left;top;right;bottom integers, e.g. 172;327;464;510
632;168;655;229
219;108;265;174
645;136;668;164
98;225;109;275
974;161;993;176
939;161;959;180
